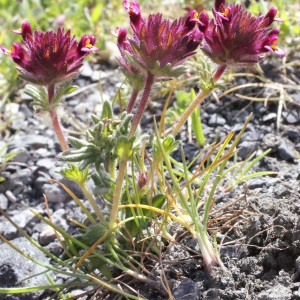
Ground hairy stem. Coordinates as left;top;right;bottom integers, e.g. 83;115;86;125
109;74;155;231
108;160;127;230
126;89;139;113
172;65;227;136
129;73;155;138
47;84;69;151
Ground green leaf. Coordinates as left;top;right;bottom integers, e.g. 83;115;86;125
91;3;103;23
116;136;134;161
152;194;166;209
101;101;113;120
58;164;90;184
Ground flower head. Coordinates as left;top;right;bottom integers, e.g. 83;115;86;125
117;1;203;79
1;21;98;85
114;27;145;91
199;0;285;66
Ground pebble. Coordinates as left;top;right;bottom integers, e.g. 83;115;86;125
80;61;93;77
262;112;277;122
10;168;33;187
36;158;56;170
0;194;8;210
231;123;245;132
11;148;30;163
8;134;51;150
261;133;281;152
208;113;226;126
248;178;267;189
282;111;299;124
0;220;18;240
39;225;56;246
5;190;17;203
19;103;33;118
278;139;296;161
11;209;38;230
294;257;300;277
237;140;257;159
52;208;69;231
172;278;198;300
0;237;51;299
257;284;292;300
42;183;69;203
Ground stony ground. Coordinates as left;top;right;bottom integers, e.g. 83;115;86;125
0;51;299;299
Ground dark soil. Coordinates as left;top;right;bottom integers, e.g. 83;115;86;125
0;52;299;299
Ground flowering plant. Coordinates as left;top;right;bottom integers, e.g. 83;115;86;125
0;0;285;298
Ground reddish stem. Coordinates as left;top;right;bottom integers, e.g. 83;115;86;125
126;89;139;113
129;73;155;138
47;84;69;151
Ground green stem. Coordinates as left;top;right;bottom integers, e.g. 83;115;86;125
78;182;106;223
108;160;127;230
172;65;227;136
108;74;155;231
126;89;139;113
109;158;117;181
47;84;69;151
129;73;155;138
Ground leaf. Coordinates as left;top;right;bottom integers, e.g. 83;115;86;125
91;3;103;23
101;101;113;120
152;194;166;209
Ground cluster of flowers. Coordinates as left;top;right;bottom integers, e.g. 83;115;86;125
1;0;284;88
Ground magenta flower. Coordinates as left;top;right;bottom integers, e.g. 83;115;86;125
118;1;204;78
114;27;145;91
198;0;285;66
1;21;98;85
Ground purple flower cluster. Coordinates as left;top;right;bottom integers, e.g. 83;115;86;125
1;21;98;85
198;0;285;66
116;0;285;79
115;0;204;82
2;0;285;86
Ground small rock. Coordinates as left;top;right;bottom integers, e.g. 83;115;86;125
262;112;277;122
0;194;8;210
278;139;296;161
42;183;69;203
283;125;300;141
257;284;292;300
45;242;63;256
51;208;68;231
208;113;226;126
80;61;93;77
231;123;245;132
10;112;26;131
294;256;300;276
4;102;19;115
11;209;38;230
173;278;198;300
238;141;257;159
19;103;33;118
36;158;56;170
5;190;17;203
282;111;299;124
261;133;281;152
248;178;267;189
10;168;33;187
205;103;218;114
0;237;51;299
39;225;56;246
1;221;18;240
8;134;50;150
11;148;30;164
91;70;101;82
